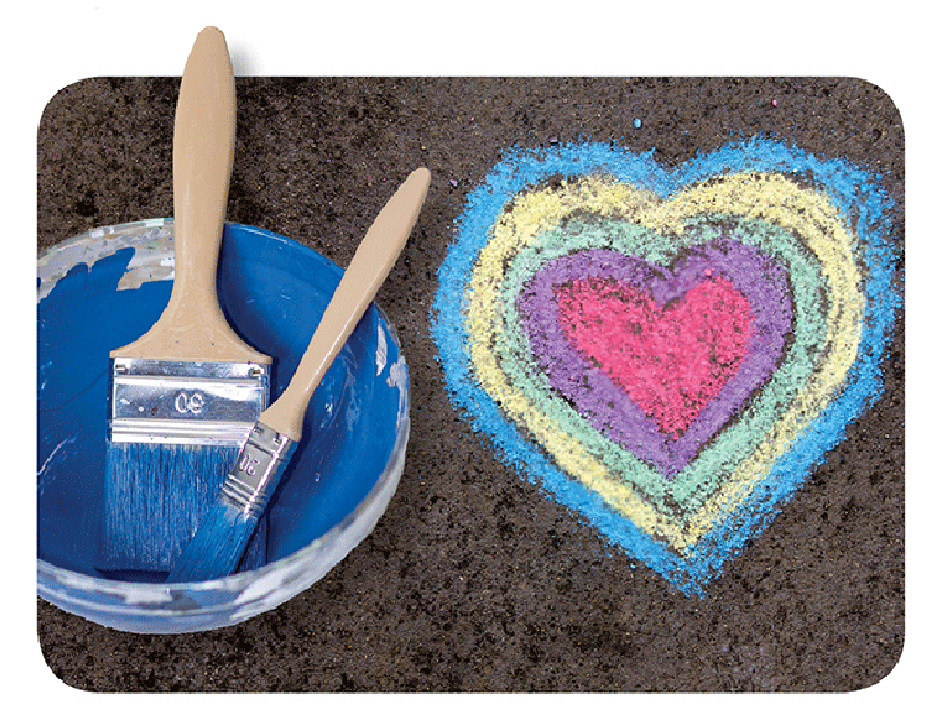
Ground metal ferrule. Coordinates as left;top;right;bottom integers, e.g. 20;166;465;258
109;357;270;446
220;421;296;518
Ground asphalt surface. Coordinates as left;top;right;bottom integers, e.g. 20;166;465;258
37;77;904;691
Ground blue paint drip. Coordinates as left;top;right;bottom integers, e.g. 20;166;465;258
431;138;901;595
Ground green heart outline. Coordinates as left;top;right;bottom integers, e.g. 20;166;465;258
496;213;829;523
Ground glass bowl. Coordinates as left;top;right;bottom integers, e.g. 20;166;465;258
37;220;409;633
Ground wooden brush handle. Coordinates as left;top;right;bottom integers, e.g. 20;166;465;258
260;168;431;441
112;26;269;364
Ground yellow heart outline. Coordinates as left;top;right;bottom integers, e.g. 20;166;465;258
464;172;864;553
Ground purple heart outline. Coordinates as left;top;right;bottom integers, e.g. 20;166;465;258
518;239;793;476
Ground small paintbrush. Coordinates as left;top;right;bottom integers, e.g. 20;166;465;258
168;167;431;582
98;27;272;574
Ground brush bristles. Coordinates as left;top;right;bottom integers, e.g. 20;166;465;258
97;443;267;576
166;502;260;582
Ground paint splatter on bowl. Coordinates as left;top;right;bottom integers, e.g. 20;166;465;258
37;220;409;633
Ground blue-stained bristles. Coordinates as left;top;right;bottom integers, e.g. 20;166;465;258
97;443;267;577
166;502;260;582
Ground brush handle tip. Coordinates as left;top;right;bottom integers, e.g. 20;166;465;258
259;168;431;440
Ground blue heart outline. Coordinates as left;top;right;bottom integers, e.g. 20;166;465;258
431;137;901;595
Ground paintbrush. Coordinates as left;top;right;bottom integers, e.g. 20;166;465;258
167;167;431;582
98;27;272;574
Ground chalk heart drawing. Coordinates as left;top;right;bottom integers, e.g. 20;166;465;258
432;139;900;594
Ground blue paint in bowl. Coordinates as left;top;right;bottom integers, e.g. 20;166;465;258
37;220;409;633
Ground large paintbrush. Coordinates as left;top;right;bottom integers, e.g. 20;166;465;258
98;27;271;574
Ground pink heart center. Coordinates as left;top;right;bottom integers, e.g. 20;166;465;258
555;274;753;437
